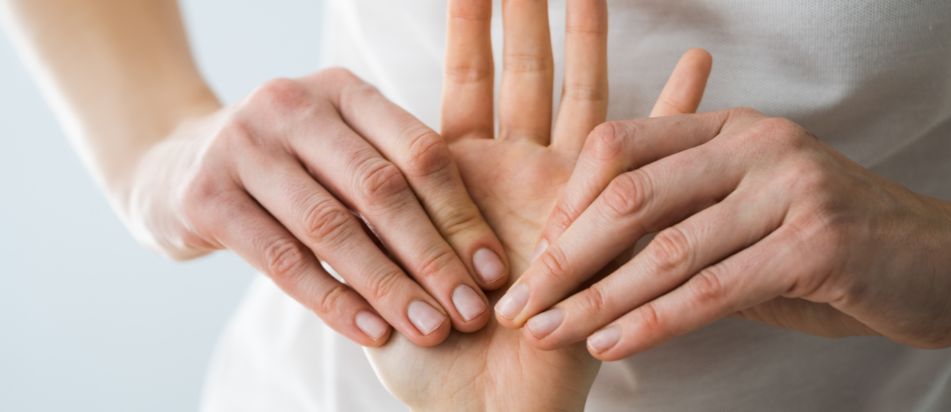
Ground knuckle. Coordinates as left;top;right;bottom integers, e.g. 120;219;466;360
547;203;579;234
726;106;763;121
366;267;405;302
650;227;693;274
564;81;607;103
438;205;483;239
314;67;360;86
753;117;808;149
504;53;553;73
302;199;354;246
785;159;832;196
263;238;307;280
636;302;667;337
178;175;229;231
414;247;458;282
781;214;853;301
446;62;492;84
357;159;410;206
179;177;213;223
316;283;350;317
251;77;312;115
339;79;381;112
578;285;607;315
690;268;726;307
585;122;626;162
215;115;261;152
538;244;573;283
601;170;652;218
796;208;851;254
403;126;452;178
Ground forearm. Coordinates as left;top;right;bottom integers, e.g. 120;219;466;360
0;0;219;208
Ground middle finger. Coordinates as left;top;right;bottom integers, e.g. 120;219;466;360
499;0;555;144
551;0;608;154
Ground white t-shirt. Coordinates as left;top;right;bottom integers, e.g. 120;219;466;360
201;1;951;410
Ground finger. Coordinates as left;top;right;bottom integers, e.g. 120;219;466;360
540;54;717;246
497;139;747;328
197;189;393;347
278;109;493;333
523;180;785;348
499;0;554;144
585;223;815;361
442;0;495;140
650;48;713;118
325;70;510;291
233;150;454;345
538;109;757;248
551;0;608;154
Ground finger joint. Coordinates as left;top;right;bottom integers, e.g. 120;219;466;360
302;199;354;247
601;170;652;219
263;238;307;281
651;227;693;275
403;126;452;178
356;159;410;208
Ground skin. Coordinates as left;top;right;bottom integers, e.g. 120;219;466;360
499;70;951;360
0;0;514;348
366;1;712;410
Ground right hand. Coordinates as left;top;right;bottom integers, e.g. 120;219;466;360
123;69;509;347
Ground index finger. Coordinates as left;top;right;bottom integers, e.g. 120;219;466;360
496;113;737;327
538;50;714;245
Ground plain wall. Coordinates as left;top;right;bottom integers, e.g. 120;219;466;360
0;1;325;411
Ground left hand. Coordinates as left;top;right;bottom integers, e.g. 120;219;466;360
497;107;951;361
366;0;713;409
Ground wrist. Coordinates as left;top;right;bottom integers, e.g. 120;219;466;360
113;99;224;260
410;387;587;412
107;93;221;208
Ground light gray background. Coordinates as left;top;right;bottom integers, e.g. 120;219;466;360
0;2;325;411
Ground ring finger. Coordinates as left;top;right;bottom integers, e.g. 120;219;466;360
499;0;555;144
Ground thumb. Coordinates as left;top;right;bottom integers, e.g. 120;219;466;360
650;48;713;118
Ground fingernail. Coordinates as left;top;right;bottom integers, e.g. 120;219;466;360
527;308;563;339
473;248;505;284
407;300;447;335
530;239;549;262
587;325;621;354
355;311;388;341
452;284;488;321
495;283;529;320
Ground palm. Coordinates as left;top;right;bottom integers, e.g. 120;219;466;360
365;0;707;408
367;138;599;407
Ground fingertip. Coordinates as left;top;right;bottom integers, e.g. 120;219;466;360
683;48;713;69
494;311;521;329
358;328;393;348
407;320;453;348
355;310;392;345
449;284;493;333
493;282;530;328
472;246;509;289
521;327;563;351
678;48;713;90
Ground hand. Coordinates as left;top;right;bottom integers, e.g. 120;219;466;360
366;0;712;410
502;105;951;360
125;69;512;348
